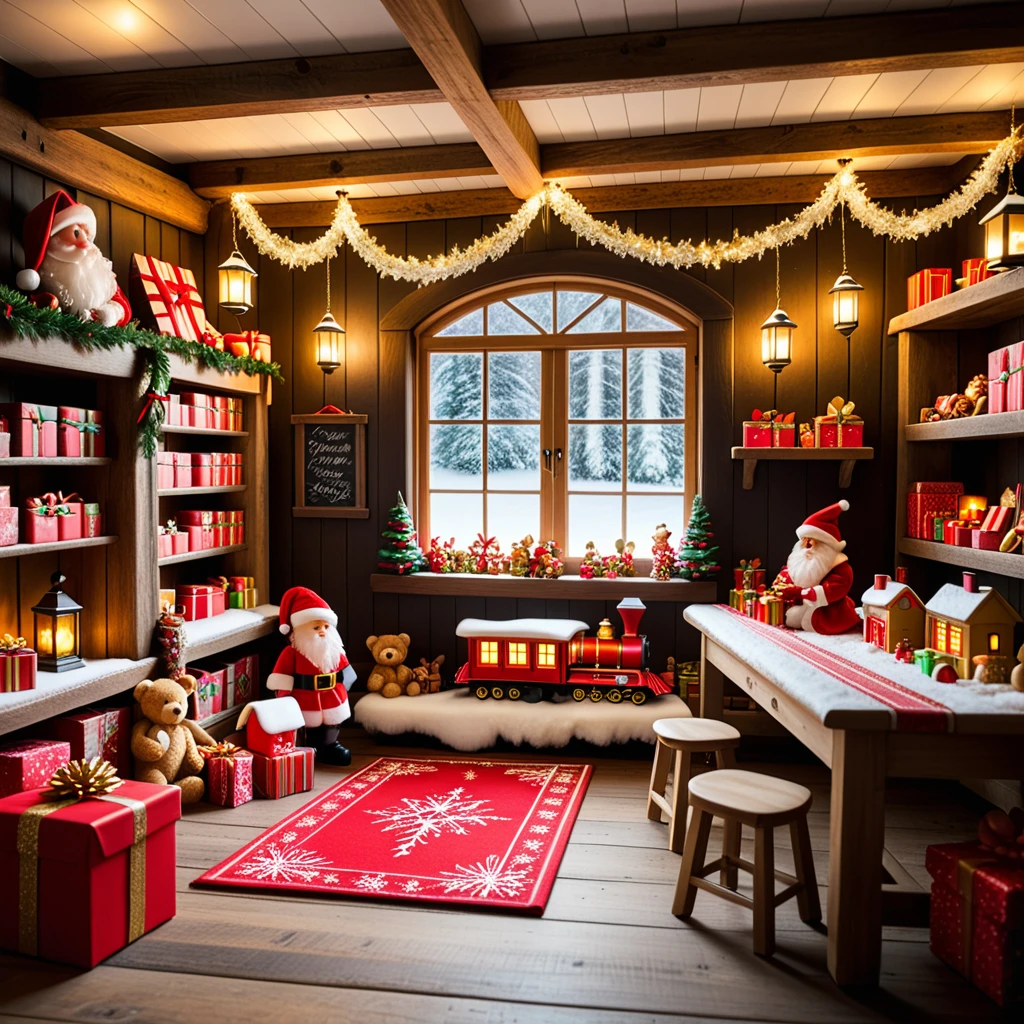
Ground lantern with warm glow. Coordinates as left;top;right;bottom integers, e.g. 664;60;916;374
218;212;257;315
315;254;345;375
761;248;796;374
979;170;1024;269
32;572;83;673
830;272;863;337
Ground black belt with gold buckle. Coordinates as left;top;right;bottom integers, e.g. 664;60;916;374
294;672;336;691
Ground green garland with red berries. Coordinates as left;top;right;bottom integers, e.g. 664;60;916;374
0;283;283;458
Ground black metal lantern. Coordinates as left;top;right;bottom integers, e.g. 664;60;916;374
829;272;863;337
32;571;83;672
979;171;1024;269
760;307;796;373
315;255;345;375
218;211;257;315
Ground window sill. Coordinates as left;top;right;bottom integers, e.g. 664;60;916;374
369;572;717;603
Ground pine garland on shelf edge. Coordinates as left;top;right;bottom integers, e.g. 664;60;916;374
0;283;283;458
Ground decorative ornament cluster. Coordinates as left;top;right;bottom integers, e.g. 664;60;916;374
231;130;1023;283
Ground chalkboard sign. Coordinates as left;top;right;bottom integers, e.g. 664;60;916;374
292;411;368;518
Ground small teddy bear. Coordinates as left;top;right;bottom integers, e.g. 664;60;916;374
366;633;420;698
131;675;215;803
412;654;445;694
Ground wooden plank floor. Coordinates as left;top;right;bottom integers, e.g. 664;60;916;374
0;733;1003;1024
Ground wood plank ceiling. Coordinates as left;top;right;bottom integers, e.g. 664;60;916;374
1;0;1023;218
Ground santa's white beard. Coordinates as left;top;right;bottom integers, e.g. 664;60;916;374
39;246;118;317
786;539;839;589
293;625;345;674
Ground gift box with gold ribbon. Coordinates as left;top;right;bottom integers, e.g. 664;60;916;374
0;762;180;967
0;635;35;692
814;396;864;448
755;592;784;626
200;743;253;807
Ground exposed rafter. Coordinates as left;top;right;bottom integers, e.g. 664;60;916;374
379;0;541;199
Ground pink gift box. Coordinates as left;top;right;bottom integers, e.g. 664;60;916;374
972;530;1004;550
158;533;172;558
0;485;9;507
0;403;58;458
57;501;83;541
954;525;979;547
189;668;225;719
0;507;17;547
157;452;174;489
191;453;212;488
0;739;72;797
84;505;102;538
0;434;8;458
1007;342;1024;413
167;393;180;426
57;407;104;458
23;507;58;544
171;532;188;554
742;422;771;447
989;347;1009;415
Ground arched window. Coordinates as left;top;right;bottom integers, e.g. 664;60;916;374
417;282;696;558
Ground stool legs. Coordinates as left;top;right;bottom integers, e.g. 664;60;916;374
753;827;775;957
667;750;693;853
721;818;741;889
646;740;672;822
672;807;712;917
715;745;736;770
789;817;821;923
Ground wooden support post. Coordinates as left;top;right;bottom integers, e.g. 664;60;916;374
700;635;725;721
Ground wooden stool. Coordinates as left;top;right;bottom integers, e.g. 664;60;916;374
672;768;820;957
646;718;741;852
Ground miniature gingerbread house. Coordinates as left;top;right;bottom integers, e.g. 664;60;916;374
860;574;925;653
236;696;305;758
924;572;1021;679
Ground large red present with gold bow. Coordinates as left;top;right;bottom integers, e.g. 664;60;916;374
130;254;207;343
0;770;179;967
927;837;1024;1006
814;396;864;448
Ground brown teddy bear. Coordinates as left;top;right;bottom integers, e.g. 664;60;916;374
131;675;216;803
413;654;445;694
365;633;419;698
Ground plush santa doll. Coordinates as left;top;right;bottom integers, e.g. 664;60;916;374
268;586;357;766
773;500;860;635
16;189;131;327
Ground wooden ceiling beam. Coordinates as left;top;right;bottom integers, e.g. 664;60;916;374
543;110;1013;179
35;50;442;129
487;3;1024;99
379;0;542;199
189;142;492;199
0;96;208;233
255;162;973;227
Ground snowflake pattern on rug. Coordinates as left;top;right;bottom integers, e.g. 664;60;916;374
237;844;331;883
504;766;555;786
463;770;477;780
355;874;388;891
362;760;440;784
296;815;320;827
438;854;532;899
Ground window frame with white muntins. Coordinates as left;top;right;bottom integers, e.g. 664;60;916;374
416;280;698;559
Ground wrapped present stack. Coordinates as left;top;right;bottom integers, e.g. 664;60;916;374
166;391;246;431
0;738;71;796
22;492;102;545
907;482;964;540
0;403;105;459
46;705;132;776
174;510;245;552
742;409;796;448
156;451;243;489
740;400;865;450
158;519;189;558
237;697;314;799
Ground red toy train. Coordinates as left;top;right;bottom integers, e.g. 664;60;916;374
453;598;672;704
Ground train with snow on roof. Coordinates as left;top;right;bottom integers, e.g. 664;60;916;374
453;598;672;704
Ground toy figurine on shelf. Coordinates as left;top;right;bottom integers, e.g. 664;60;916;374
529;539;564;579
920;374;988;422
509;535;533;576
651;523;674;580
605;538;637;578
893;638;916;664
675;495;720;581
579;541;603;579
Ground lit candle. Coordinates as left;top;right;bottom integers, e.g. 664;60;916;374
56;618;76;658
958;495;988;523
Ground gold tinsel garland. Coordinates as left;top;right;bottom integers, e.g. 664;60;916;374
232;130;1023;282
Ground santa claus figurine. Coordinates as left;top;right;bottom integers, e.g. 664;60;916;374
16;189;131;327
773;500;860;635
268;586;357;766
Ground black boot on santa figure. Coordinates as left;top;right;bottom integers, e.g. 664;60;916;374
268;587;356;767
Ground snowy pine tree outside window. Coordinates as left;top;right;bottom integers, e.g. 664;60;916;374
420;285;695;558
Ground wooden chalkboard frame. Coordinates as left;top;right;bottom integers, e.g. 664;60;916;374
291;412;369;518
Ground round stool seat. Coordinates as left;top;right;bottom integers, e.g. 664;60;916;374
653;717;741;751
688;769;811;828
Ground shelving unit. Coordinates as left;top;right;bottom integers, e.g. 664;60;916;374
157;484;246;497
2;456;112;466
162;424;248;438
0;535;118;560
158;542;247;567
898;538;1024;579
731;446;873;490
905;411;1024;442
182;605;279;663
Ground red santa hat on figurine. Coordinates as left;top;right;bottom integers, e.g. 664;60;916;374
277;585;337;635
773;500;860;635
16;189;131;328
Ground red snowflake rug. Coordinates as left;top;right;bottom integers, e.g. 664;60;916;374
193;756;592;914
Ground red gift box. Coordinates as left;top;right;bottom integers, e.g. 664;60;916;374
212;654;258;710
48;706;133;778
954;524;979;547
772;422;795;448
191;453;212;488
907;268;952;310
183;525;213;552
130;254;207;343
732;567;765;590
943;519;963;545
178;509;212;527
981;506;1012;533
1;643;36;692
57;499;83;541
0;739;71;797
252;747;315;799
57;407;104;458
173;452;193;489
0;506;17;547
0;404;58;458
963;258;994;288
927;841;1024;1006
189;668;225;720
973;530;1004;550
224;330;271;362
742;421;771;447
0;779;180;968
907;483;964;539
178;584;216;620
23;496;64;544
180;393;214;430
203;748;253;807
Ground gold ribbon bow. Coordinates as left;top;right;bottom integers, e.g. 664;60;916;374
199;741;245;760
826;395;856;424
0;633;26;652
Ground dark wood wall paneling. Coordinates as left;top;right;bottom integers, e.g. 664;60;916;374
0;157;204;648
213;192;975;678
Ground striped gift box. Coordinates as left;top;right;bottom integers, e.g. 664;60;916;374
252;747;314;799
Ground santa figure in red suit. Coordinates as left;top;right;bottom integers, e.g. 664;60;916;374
268;586;357;766
773;500;860;635
16;189;131;327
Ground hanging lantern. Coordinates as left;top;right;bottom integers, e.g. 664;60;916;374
315;254;345;375
979;171;1024;269
32;571;83;673
218;210;257;315
761;308;796;374
829;272;863;337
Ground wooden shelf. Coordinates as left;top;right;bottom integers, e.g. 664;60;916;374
0;657;157;737
169;354;263;395
370;572;717;603
183;604;279;662
157;484;246;497
731;446;874;490
161;424;248;438
0;456;112;466
898;537;1024;579
0;534;117;560
888;268;1024;334
158;543;247;567
905;411;1024;442
0;332;138;379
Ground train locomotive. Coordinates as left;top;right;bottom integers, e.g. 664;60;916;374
453;597;673;704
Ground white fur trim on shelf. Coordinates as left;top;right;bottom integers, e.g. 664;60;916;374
289;605;338;630
266;672;294;691
237;696;305;734
456;617;590;642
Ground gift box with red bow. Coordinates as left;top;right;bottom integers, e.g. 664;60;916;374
200;743;253;807
0;739;71;796
0;403;57;458
0;635;36;692
23;494;74;545
0;773;179;967
742;408;773;447
130;254;207;342
908;268;952;310
57;407;104;458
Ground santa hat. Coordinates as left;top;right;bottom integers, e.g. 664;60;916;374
15;189;97;293
278;586;337;634
796;500;850;550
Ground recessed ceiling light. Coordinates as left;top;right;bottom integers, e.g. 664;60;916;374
114;8;137;32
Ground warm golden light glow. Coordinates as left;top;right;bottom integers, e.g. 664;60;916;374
218;251;257;315
989;632;1001;653
478;641;498;665
34;614;78;659
314;311;344;374
507;642;529;667
980;187;1024;267
829;272;863;337
536;643;557;667
761;308;796;374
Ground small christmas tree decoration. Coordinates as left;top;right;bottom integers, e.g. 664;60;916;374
377;492;426;575
676;495;721;581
